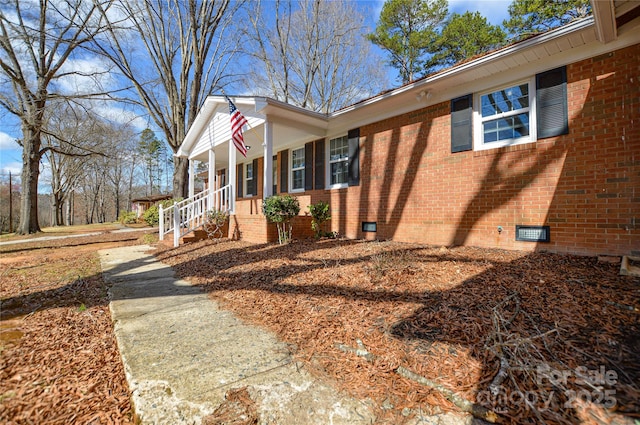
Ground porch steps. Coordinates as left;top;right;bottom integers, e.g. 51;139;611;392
180;229;209;244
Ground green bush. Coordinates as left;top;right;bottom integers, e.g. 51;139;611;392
160;198;182;208
262;195;300;244
118;210;138;225
143;198;183;227
143;205;160;226
308;201;331;239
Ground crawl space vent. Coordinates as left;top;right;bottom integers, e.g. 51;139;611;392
362;222;377;232
516;225;550;242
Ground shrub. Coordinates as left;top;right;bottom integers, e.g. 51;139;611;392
142;205;160;226
118;210;138;225
144;198;183;227
262;195;300;244
203;209;229;239
308;201;331;239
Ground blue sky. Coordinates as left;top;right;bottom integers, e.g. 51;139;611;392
0;0;512;182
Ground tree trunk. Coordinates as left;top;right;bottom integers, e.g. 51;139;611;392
66;191;73;225
173;156;189;199
17;128;42;235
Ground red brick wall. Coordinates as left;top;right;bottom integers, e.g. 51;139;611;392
230;157;315;243
229;44;639;256
348;43;639;256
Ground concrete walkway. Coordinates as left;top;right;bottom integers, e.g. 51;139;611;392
99;245;375;425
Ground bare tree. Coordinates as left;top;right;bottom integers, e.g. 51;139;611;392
105;126;137;218
94;0;242;199
245;0;387;113
42;104;112;226
0;0;114;234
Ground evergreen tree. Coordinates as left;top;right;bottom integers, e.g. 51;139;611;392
368;0;448;84
503;0;591;40
137;129;163;195
425;11;506;73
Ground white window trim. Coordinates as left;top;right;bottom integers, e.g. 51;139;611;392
473;77;537;151
290;146;305;193
244;161;254;197
326;135;349;190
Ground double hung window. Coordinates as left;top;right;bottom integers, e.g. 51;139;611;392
291;147;305;191
476;80;534;149
329;135;348;186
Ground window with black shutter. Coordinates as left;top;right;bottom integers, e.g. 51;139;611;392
314;139;325;189
451;94;473;153
236;163;243;198
536;66;568;139
304;142;314;190
347;128;360;186
279;149;288;193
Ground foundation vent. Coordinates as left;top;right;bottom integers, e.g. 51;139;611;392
516;225;550;242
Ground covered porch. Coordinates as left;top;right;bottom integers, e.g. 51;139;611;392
161;96;329;246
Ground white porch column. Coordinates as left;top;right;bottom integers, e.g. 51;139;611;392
188;159;195;198
208;149;216;209
228;140;237;213
263;120;273;198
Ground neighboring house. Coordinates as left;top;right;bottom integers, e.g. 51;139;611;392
168;1;639;256
132;194;172;218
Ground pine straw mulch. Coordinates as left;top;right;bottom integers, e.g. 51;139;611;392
155;238;640;425
0;230;152;425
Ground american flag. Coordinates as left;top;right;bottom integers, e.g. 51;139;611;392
226;96;249;157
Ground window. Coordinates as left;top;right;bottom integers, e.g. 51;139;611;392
475;79;535;149
451;67;567;153
291;147;305;191
272;156;277;194
329;135;348;186
245;162;254;196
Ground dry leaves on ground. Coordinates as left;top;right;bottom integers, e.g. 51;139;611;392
155;238;640;425
0;230;148;425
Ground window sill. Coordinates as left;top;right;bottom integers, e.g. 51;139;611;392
475;137;535;151
327;183;348;190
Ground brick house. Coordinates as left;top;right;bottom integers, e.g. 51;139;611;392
166;2;639;256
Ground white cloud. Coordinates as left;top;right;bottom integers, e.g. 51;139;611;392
94;105;151;131
448;0;512;25
1;161;21;175
0;131;20;149
55;56;117;95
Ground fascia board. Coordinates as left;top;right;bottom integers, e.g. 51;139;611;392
326;17;597;132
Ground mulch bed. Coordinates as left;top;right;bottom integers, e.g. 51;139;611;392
155;238;640;425
0;231;148;425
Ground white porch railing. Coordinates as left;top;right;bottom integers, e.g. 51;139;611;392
159;184;233;247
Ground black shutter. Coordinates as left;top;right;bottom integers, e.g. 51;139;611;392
280;149;288;193
304;142;314;191
252;158;259;196
236;164;243;198
347;128;360;186
451;94;473;153
314;139;325;190
272;155;277;195
536;66;568;139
